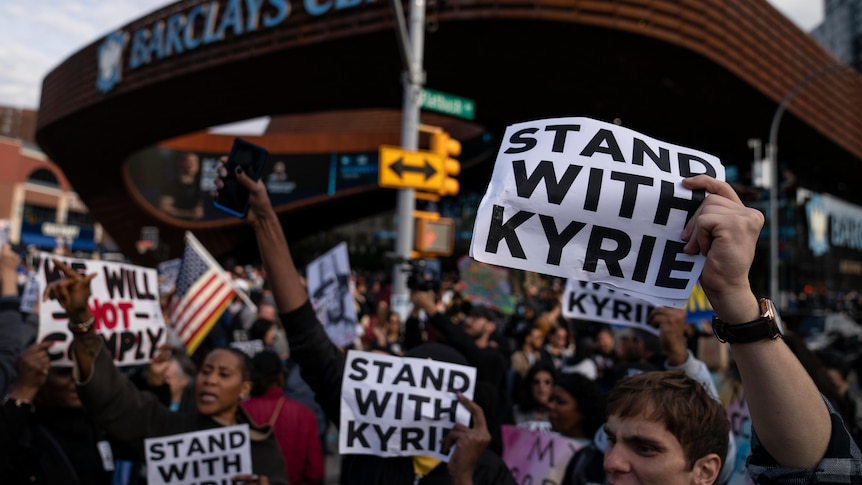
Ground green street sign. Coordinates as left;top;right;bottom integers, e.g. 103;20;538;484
421;88;476;120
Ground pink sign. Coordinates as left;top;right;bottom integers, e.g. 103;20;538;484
502;425;587;484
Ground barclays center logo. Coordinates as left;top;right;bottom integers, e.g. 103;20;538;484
96;31;127;93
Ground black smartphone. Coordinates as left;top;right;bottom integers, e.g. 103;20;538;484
213;138;269;218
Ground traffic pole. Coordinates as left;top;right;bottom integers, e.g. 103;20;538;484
390;0;426;320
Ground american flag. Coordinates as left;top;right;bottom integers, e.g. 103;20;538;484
169;232;236;355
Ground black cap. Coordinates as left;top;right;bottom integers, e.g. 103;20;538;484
405;342;469;366
468;304;498;322
251;350;285;378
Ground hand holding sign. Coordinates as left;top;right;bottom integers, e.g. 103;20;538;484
680;175;764;323
470;116;726;308
442;393;491;484
42;258;97;323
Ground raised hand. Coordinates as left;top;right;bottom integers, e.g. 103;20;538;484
8;341;54;402
681;175;764;323
42;259;97;323
442;393;491;485
648;307;690;366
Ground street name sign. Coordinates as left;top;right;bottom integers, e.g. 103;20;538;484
421;88;476;120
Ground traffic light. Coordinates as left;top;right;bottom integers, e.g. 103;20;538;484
430;130;461;196
415;216;454;256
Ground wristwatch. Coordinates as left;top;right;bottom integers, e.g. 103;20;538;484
712;298;784;344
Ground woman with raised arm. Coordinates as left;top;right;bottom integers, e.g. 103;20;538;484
222;160;516;485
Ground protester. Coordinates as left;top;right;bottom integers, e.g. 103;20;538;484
548;371;605;445
511;360;556;430
249;318;278;351
604;328;664;395
1;341;115;484
540;325;576;371
1;243;23;395
589;325;617;393
225;160;516;485
410;296;514;454
369;310;404;356
504;295;540;353
561;305;736;484
282;355;330;460
243;350;325;485
42;260;288;485
162;349;196;412
510;325;545;380
593;175;862;483
816;345;862;446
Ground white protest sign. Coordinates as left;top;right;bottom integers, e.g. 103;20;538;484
229;339;264;358
306;242;358;348
502;425;586;485
562;280;659;335
145;424;252;485
470;117;725;308
36;253;167;366
339;350;477;460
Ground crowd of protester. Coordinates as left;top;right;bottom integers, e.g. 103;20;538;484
2;168;862;484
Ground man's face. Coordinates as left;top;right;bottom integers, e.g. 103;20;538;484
463;314;487;339
258;304;276;322
550;327;567;349
38;367;82;408
527;328;545;350
603;411;702;485
596;330;615;354
615;332;643;362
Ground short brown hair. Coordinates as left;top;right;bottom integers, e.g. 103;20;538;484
607;370;729;469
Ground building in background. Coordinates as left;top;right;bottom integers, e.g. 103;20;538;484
813;0;862;71
0;106;108;259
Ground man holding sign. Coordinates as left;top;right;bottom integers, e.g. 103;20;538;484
471;115;862;484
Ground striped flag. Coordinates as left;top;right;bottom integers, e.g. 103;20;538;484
169;232;236;355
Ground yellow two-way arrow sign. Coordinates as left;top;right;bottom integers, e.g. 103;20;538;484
378;145;444;191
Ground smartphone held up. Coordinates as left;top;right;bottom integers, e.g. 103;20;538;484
213;138;269;218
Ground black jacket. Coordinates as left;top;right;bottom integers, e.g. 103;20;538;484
0;400;114;485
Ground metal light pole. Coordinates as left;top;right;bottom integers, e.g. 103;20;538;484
765;63;852;302
390;0;426;319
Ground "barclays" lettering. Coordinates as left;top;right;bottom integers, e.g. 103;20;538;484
129;0;290;69
98;0;376;93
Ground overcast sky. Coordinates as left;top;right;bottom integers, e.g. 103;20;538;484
0;0;825;110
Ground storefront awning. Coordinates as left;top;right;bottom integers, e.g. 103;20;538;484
21;233;57;249
71;239;97;252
